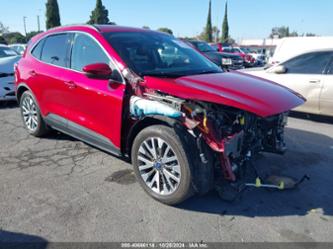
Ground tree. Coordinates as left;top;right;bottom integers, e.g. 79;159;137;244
203;0;213;42
305;32;316;37
269;26;291;38
2;32;26;44
26;31;43;41
46;0;61;29
221;1;229;43
0;22;9;35
142;26;150;30
88;0;112;24
157;27;173;35
0;36;7;45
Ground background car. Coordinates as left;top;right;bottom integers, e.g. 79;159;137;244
186;40;244;70
243;49;333;117
0;44;21;101
8;43;27;55
222;46;256;67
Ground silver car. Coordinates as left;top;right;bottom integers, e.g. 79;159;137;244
0;45;21;101
243;49;333;117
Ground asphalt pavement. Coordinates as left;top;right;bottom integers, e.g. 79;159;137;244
0;101;332;242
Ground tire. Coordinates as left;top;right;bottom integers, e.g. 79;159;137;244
20;91;49;137
131;125;194;205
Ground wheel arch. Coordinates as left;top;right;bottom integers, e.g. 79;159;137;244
124;115;179;161
16;83;32;103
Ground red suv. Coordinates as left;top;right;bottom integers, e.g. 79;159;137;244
15;25;304;205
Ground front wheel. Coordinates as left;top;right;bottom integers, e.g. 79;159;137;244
131;125;193;205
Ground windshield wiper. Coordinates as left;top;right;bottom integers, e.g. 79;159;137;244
194;70;222;75
141;71;185;78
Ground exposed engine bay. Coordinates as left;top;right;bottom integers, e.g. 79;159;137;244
129;89;289;183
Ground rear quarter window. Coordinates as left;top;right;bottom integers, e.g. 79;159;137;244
31;39;45;60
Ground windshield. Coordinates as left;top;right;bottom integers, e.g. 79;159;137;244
104;32;222;77
0;47;18;58
192;41;215;52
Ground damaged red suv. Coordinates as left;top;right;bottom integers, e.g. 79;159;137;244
15;25;305;205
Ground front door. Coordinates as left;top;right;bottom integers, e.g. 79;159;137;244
64;33;126;149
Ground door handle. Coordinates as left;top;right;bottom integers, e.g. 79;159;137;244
64;80;77;89
309;79;321;84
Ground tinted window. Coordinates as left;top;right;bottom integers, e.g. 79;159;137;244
326;60;333;74
41;34;72;67
0;47;18;58
31;40;45;59
71;33;110;71
282;52;332;74
104;32;222;77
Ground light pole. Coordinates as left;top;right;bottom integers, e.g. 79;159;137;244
23;16;27;36
37;15;40;32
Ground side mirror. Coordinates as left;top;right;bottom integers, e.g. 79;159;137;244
271;65;287;74
82;63;112;79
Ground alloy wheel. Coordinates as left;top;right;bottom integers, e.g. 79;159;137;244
21;95;39;132
137;137;181;195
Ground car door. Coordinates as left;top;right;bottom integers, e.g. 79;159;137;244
64;32;126;149
266;51;332;115
30;33;74;122
320;57;333;116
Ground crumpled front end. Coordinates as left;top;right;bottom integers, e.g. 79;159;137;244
129;89;289;183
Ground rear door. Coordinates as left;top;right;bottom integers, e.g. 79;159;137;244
64;32;126;149
32;33;74;122
267;51;331;114
320;57;333;116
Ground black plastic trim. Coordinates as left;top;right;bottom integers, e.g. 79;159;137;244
45;114;121;156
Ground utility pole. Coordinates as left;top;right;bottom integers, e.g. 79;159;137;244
37;15;40;32
23;16;27;36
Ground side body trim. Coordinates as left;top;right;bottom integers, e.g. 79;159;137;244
45;113;121;156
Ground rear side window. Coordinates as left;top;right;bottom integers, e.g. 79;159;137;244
70;33;110;71
282;52;333;74
31;39;45;59
41;34;72;67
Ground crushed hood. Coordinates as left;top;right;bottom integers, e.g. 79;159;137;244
143;71;305;117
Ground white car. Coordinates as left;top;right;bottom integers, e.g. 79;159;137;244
8;43;27;55
0;45;21;101
242;49;333;117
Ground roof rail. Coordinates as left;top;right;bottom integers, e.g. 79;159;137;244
46;24;100;32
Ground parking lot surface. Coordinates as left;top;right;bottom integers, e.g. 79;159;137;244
0;102;332;242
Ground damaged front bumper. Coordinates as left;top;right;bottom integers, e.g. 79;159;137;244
129;92;289;184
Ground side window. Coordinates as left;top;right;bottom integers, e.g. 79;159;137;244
325;59;333;74
41;34;72;67
31;39;45;59
71;33;110;72
282;52;332;74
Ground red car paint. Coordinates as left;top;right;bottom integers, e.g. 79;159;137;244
16;25;304;154
143;71;304;117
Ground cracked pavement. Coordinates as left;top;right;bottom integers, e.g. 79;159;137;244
0;101;333;242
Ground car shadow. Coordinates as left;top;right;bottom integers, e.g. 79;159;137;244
177;127;333;217
0;100;18;109
0;230;48;249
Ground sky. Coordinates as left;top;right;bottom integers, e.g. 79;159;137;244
1;0;333;41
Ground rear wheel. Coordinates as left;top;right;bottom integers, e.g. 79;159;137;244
20;91;49;137
131;125;193;205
